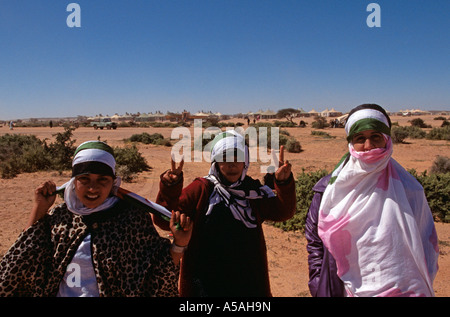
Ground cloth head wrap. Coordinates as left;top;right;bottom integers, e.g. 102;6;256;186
63;141;120;215
72;141;116;178
318;104;439;297
204;130;275;228
209;130;249;181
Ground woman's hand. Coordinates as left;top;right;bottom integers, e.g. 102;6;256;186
274;145;292;182
162;155;184;184
169;210;193;265
26;181;57;229
170;211;193;248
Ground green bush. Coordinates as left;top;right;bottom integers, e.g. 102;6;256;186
273;120;297;127
271;170;328;232
47;127;77;172
311;117;329;129
391;126;409;143
0;134;51;178
0;129;151;182
311;131;336;138
391;126;426;143
285;138;302;153
0;127;78;178
113;145;151;181
406;126;427;139
126;132;171;146
409;118;431;128
0;128;77;177
409;169;450;222
426;125;450;140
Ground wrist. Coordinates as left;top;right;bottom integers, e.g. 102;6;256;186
171;242;188;254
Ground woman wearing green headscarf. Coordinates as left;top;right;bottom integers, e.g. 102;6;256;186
306;104;439;297
0;141;192;297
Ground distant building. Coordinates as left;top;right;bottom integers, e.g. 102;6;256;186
320;108;342;117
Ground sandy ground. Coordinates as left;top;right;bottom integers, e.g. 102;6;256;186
0;115;448;296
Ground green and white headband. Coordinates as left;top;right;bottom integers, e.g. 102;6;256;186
345;108;391;142
72;141;116;178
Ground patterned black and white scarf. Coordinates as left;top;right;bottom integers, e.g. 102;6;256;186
204;131;275;228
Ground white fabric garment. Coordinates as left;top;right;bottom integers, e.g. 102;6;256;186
57;234;100;297
318;138;439;297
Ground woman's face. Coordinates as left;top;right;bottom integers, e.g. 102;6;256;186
74;173;114;209
351;129;387;152
217;161;245;183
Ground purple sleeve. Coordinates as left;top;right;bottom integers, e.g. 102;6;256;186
305;190;324;297
305;174;345;297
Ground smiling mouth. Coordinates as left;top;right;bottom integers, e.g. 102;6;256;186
85;194;99;200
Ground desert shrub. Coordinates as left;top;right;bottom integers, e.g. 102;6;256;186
0;134;51;178
409;118;431;128
409;169;450;222
113;145;151;182
311;117;329;129
391;126;426;143
441;120;450;127
126;132;171;146
273;120;297;127
256;128;299;152
285;138;302;153
46;127;77;172
0;129;151;182
271;170;328;232
405;126;427;139
391;126;409;143
252;122;275;128
430;156;450;174
311;131;336;138
426;125;450;140
216;122;236;128
0;127;77;177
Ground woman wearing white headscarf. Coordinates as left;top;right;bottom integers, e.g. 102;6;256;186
305;104;439;297
157;130;296;297
0;141;192;297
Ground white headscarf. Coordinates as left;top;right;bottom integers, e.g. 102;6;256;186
204;130;275;228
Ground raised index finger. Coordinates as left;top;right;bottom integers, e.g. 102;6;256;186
279;145;285;164
171;154;176;171
177;157;184;172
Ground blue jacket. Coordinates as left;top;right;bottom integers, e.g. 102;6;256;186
305;174;345;297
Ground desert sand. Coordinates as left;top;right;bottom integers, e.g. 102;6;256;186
0;115;448;296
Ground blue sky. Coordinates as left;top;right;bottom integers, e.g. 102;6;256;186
1;0;449;120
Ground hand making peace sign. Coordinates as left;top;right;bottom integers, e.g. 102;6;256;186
162;154;184;184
